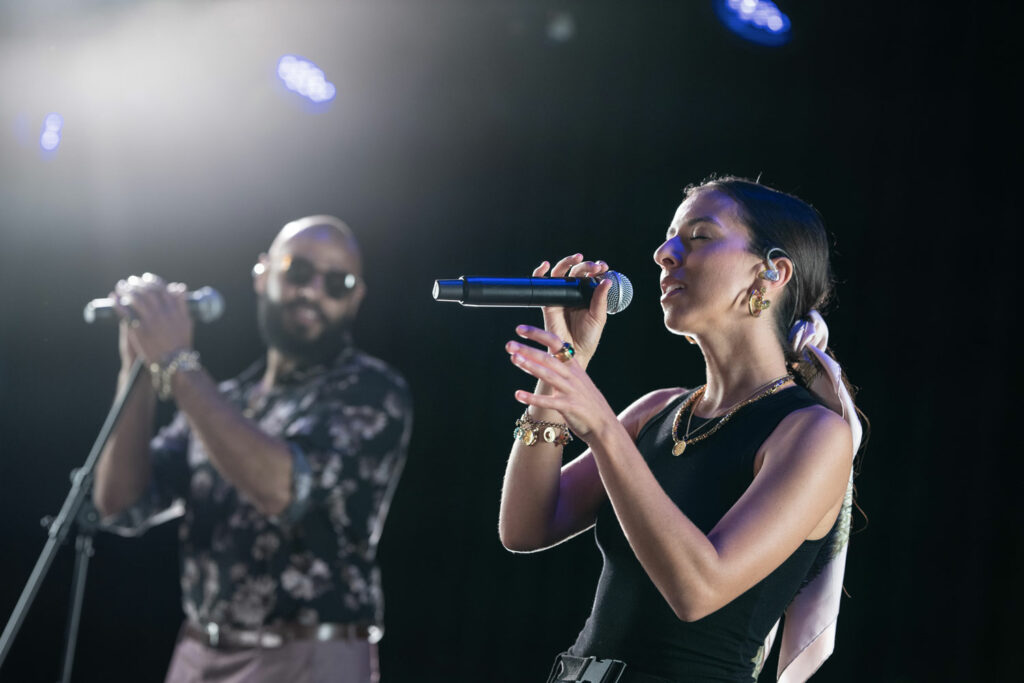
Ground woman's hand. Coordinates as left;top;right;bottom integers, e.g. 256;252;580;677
506;324;620;443
534;254;613;369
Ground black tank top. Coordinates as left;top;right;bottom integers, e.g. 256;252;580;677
568;386;835;682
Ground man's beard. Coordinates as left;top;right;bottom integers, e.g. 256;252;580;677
257;296;353;367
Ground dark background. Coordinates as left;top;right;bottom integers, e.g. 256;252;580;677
0;1;1018;681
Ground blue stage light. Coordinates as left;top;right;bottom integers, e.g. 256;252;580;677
714;0;791;46
277;55;336;104
39;113;63;152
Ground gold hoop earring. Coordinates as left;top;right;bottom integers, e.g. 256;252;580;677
748;286;770;317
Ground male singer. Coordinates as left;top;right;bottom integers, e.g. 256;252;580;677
94;216;412;683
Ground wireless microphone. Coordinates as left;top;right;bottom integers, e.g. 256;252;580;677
432;272;632;314
83;286;225;324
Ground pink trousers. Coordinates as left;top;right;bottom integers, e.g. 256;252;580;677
164;634;379;683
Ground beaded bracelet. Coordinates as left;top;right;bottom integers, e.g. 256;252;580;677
513;410;573;447
149;349;201;401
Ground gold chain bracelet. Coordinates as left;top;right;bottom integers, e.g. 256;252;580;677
513;410;573;447
149;349;201;401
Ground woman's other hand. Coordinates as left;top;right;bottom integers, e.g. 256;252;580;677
506;324;619;443
533;254;613;369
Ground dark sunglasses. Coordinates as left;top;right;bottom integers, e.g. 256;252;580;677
281;255;360;299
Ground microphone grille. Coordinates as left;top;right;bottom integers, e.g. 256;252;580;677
604;271;633;315
193;287;226;323
83;300;100;324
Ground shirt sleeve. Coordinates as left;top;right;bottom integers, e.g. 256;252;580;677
100;411;192;537
274;365;413;546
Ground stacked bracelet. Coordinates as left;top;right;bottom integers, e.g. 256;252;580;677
149;349;201;401
513;410;573;447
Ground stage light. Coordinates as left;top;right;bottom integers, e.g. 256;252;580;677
39;113;63;152
714;0;791;46
546;11;575;43
277;55;336;104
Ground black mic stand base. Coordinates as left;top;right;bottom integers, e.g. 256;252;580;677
0;359;145;682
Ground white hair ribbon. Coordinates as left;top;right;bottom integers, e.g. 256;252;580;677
787;310;862;449
763;309;861;683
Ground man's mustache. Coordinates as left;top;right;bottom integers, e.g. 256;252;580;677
285;300;327;324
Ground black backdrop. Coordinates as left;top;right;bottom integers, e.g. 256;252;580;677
0;1;1018;681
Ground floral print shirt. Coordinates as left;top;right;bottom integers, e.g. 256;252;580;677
106;345;412;632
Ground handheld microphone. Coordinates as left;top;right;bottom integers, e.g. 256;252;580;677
432;272;633;314
83;286;225;324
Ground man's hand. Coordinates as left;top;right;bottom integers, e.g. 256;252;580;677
112;273;194;368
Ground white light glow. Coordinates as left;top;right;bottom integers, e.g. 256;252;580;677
39;112;63;151
546;12;576;43
277;55;336;104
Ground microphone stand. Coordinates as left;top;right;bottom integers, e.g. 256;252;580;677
0;359;146;682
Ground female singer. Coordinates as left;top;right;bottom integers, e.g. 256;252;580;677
499;177;863;683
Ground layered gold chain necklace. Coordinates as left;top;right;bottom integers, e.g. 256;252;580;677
670;374;793;456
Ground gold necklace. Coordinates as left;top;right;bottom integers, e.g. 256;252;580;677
681;374;788;441
670;375;793;456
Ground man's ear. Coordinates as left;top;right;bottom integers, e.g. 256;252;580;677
347;279;367;317
252;253;269;295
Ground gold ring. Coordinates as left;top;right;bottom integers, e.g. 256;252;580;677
552;342;575;363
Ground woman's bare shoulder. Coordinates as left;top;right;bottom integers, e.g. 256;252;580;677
761;402;854;472
619;387;691;441
779;403;852;442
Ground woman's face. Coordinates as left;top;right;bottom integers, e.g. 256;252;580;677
653;188;763;337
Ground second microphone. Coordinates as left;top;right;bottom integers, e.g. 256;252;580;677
432;272;633;314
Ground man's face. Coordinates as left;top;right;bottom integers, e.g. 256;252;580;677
256;226;365;365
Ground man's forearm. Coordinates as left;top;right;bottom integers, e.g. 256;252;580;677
171;368;293;516
94;369;157;518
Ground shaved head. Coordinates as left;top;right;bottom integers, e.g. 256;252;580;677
269;215;362;274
